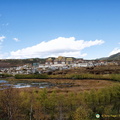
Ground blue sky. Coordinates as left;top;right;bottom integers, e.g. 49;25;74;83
0;0;120;59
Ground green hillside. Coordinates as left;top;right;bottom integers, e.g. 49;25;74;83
108;52;120;60
99;52;120;61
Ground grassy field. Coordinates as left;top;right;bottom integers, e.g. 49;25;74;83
6;78;120;94
3;65;120;94
1;65;119;119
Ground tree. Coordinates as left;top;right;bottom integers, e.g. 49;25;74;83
0;87;22;120
73;106;90;120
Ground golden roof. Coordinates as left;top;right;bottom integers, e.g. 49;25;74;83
66;58;73;61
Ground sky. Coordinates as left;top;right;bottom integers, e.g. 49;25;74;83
0;0;120;59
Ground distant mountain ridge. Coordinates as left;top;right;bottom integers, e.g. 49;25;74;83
99;52;120;60
108;52;120;60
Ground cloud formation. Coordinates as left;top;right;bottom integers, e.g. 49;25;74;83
13;38;20;42
8;37;104;59
0;36;6;58
109;48;120;56
0;36;5;42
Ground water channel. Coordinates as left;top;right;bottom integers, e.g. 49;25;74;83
0;80;55;89
0;80;73;89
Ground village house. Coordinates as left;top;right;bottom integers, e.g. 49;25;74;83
54;56;66;65
45;57;54;65
66;57;74;64
53;56;74;65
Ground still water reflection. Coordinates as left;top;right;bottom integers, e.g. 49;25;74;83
0;80;54;89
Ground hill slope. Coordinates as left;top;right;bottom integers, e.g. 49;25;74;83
99;52;120;60
108;52;120;60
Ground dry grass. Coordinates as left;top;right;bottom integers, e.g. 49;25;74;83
6;65;120;93
10;78;119;94
47;79;118;93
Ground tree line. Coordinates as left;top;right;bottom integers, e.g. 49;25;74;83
14;73;120;82
0;84;120;120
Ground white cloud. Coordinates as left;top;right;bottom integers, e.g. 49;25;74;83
0;36;6;59
0;52;8;59
109;48;120;56
13;38;20;42
0;36;5;43
8;37;104;59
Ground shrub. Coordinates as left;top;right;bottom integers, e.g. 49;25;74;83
15;74;48;79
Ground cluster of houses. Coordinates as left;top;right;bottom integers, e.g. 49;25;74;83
0;56;119;75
